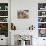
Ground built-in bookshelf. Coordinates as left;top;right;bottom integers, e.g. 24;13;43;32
38;3;46;37
0;3;8;37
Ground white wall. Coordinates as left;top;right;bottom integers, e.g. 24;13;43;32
11;0;46;46
11;0;38;45
11;0;38;30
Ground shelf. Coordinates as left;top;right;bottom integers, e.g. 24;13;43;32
0;22;8;23
38;10;46;11
0;10;8;11
38;16;46;17
38;28;46;29
38;22;46;23
0;16;8;17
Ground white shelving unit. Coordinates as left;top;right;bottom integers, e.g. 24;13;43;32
38;3;46;37
0;2;9;45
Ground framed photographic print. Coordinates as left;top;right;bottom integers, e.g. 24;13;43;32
17;10;29;19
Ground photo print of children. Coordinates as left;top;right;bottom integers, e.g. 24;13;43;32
17;10;29;19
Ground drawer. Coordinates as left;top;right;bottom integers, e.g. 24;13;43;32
0;37;8;45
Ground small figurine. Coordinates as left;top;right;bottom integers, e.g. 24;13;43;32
11;23;16;30
29;25;35;30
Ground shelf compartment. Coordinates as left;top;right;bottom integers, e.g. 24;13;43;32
38;17;46;22
0;11;8;16
38;3;46;10
0;23;8;37
0;3;8;10
0;23;8;30
0;17;8;22
38;29;46;37
38;11;46;16
0;30;8;37
38;23;46;28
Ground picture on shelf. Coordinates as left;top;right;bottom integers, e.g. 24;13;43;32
38;29;46;37
38;3;46;10
0;23;8;37
17;10;29;19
